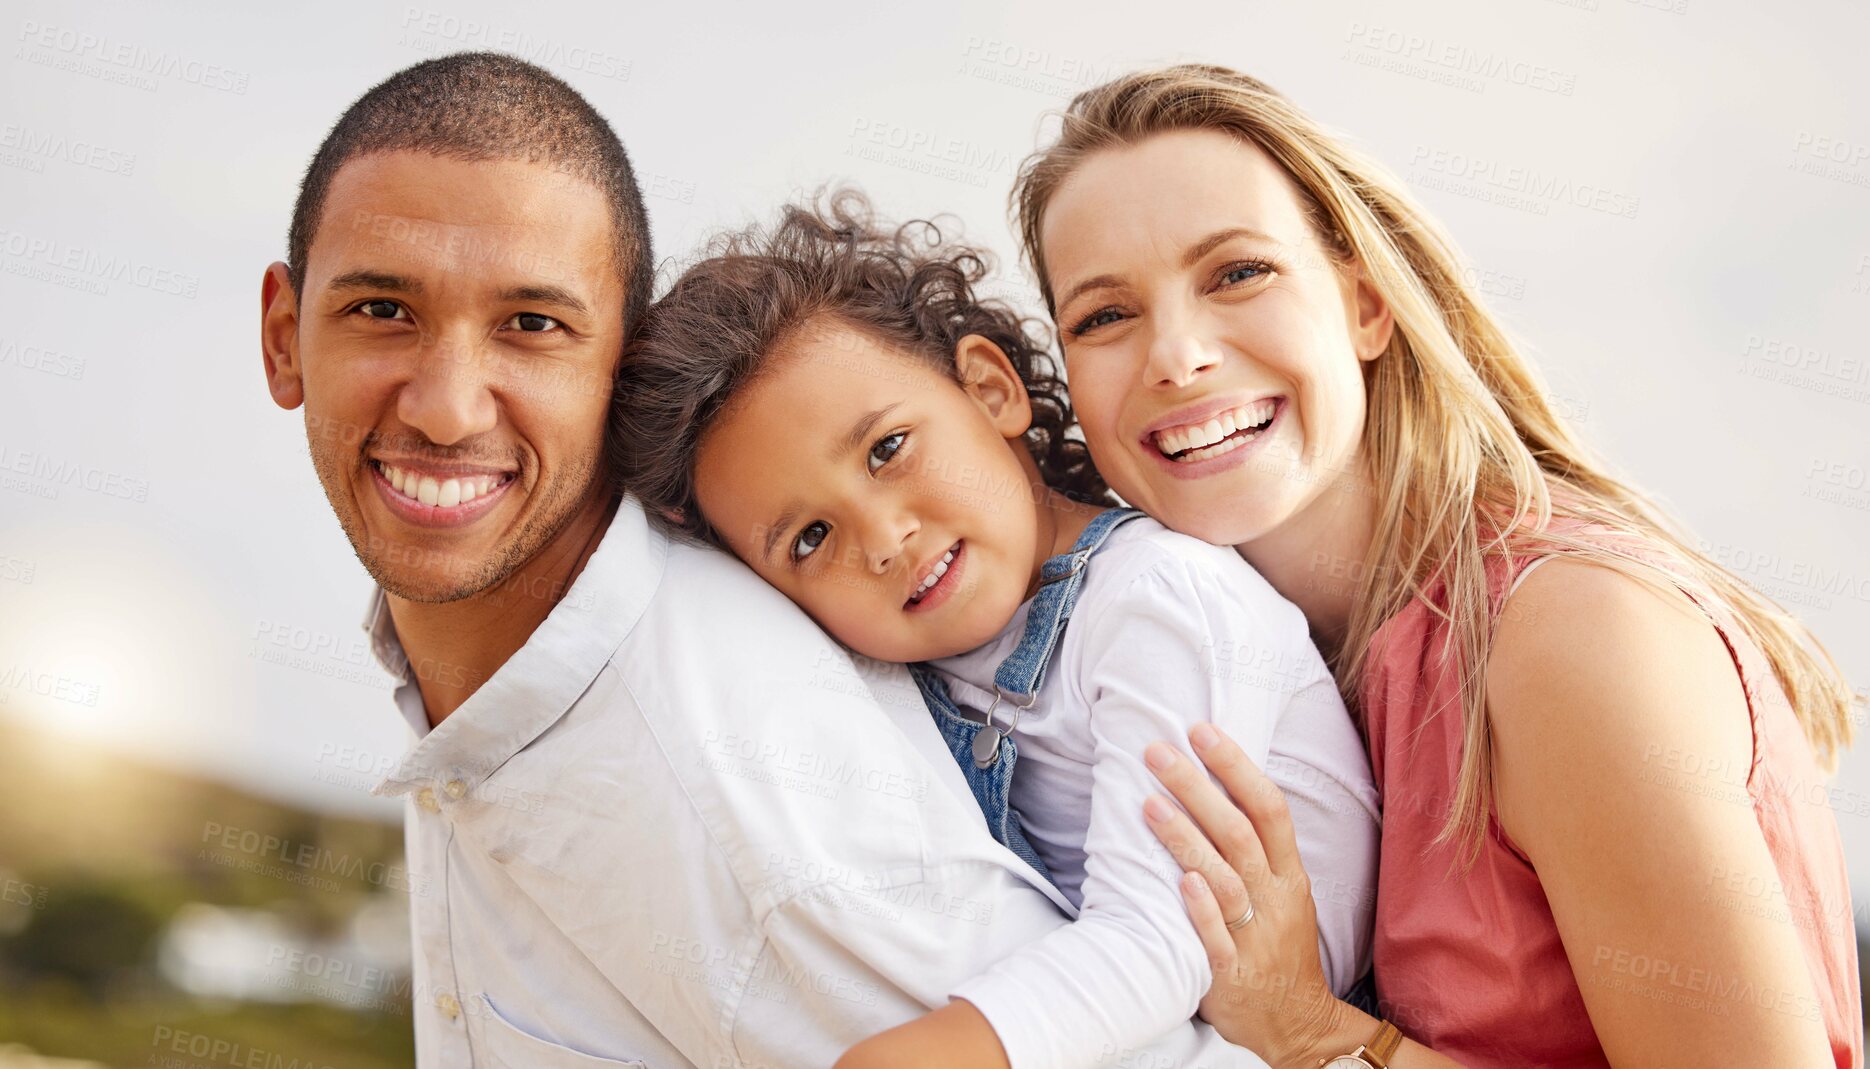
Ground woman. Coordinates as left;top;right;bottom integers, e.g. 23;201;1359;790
1011;65;1862;1067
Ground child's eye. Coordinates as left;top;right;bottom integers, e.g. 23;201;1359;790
1069;308;1125;336
355;300;408;321
792;521;830;562
504;312;561;333
867;431;906;474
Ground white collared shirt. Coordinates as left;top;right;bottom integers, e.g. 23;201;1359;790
365;497;1269;1068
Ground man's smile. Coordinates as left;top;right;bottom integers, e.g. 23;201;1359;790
368;457;519;528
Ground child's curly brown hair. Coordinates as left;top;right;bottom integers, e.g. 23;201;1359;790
611;188;1113;545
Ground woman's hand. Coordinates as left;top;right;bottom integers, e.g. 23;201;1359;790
1142;722;1350;1068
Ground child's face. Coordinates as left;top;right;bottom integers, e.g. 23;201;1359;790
694;318;1049;663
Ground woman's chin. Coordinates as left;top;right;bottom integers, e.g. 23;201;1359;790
1121;485;1274;548
1178;514;1269;549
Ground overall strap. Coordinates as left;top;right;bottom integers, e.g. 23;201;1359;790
995;507;1147;699
965;507;1146;768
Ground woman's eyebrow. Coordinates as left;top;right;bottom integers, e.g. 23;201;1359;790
1181;226;1280;267
1054;273;1121;314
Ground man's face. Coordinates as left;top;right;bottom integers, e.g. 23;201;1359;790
262;151;626;602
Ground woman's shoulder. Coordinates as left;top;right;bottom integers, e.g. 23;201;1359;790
1363;521;1711;704
1487;554;1755;777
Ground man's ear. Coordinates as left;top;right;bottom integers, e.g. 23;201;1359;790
261;261;305;410
953;334;1032;439
1345;260;1395;363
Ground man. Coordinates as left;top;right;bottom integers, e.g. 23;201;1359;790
260;52;1265;1067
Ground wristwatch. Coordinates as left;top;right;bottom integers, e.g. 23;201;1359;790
1320;1020;1401;1068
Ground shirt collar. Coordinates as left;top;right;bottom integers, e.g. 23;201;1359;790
365;496;667;799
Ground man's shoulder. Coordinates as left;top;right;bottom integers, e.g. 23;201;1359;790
654;536;815;624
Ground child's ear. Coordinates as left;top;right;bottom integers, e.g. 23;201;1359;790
953;334;1033;439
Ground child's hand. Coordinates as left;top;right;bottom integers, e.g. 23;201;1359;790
1142;725;1348;1069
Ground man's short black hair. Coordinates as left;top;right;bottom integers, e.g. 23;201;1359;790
287;51;653;338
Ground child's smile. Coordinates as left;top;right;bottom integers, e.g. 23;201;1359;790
904;540;965;612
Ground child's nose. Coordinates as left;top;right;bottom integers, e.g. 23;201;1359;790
862;513;918;575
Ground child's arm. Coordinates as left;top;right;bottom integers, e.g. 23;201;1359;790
927;553;1290;1069
832;999;1009;1069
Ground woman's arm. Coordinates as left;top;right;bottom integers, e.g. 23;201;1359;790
1143;559;1840;1067
833;1000;1009;1069
1483;559;1834;1065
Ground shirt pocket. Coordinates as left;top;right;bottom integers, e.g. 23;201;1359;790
473;994;651;1068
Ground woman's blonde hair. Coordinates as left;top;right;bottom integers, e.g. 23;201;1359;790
1013;64;1859;857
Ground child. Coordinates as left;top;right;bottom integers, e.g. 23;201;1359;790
614;192;1379;1069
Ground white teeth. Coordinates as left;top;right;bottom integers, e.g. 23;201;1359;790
911;545;960;600
1151;400;1277;459
377;462;510;506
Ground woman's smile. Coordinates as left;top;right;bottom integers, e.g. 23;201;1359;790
1138;395;1286;479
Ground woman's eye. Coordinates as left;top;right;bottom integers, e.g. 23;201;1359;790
792;521;830;562
1219;261;1269;287
357;300;407;320
506;312;560;332
1069;308;1125;336
868;431;906;474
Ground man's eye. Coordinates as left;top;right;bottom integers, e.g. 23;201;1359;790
868;432;906;474
358;300;407;320
792;521;830;562
506;312;560;333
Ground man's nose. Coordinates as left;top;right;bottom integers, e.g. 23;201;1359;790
397;327;498;446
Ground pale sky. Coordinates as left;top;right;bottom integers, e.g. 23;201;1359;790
3;0;1867;896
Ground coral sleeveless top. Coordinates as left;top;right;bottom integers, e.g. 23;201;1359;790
1359;527;1861;1067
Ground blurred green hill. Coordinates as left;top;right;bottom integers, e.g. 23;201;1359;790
0;720;414;1068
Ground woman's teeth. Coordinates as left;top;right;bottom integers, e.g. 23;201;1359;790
1152;399;1276;462
910;544;959;603
377;462;507;507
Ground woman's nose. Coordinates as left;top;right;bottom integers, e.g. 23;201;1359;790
1144;323;1222;389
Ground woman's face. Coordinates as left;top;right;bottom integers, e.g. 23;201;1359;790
1040;128;1391;547
693;318;1047;664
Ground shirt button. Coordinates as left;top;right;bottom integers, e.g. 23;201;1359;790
416;787;440;813
444;779;467;800
435;992;461;1020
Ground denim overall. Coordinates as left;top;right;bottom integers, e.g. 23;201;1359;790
908;507;1147;888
